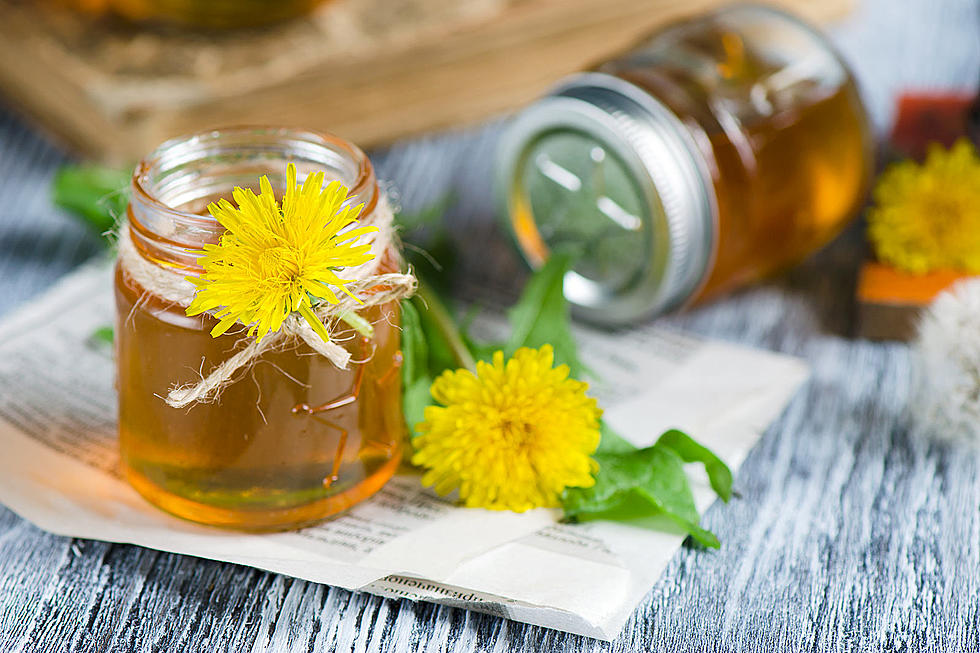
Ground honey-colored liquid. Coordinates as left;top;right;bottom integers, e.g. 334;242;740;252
114;258;404;530
609;28;871;301
695;84;870;299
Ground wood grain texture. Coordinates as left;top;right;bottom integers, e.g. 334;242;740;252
1;0;979;650
0;0;850;161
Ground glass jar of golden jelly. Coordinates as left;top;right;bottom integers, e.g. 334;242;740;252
115;128;404;530
496;5;873;324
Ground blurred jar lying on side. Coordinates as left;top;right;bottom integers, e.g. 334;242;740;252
55;0;330;28
497;5;874;325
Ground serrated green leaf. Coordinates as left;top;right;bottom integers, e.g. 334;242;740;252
656;429;733;502
562;431;726;548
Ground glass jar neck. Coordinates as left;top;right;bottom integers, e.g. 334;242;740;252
128;127;378;273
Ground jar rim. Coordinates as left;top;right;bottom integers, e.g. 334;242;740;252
128;126;378;270
131;126;377;240
495;73;717;325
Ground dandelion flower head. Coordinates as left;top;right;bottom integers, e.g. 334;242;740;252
186;163;378;341
868;139;980;274
412;345;601;512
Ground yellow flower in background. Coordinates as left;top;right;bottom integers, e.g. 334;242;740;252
868;139;980;274
186;163;378;341
413;345;601;512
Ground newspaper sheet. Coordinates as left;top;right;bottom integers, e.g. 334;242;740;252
0;262;809;640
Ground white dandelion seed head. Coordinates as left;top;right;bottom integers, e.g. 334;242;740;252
913;277;980;444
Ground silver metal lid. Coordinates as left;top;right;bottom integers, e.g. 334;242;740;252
495;72;716;325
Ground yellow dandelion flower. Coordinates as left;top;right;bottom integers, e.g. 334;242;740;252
186;163;378;341
412;345;602;512
868;139;980;274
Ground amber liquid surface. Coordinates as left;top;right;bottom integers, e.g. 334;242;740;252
608;26;872;301
115;262;404;530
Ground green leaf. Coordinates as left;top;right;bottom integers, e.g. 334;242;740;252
563;443;720;548
563;428;731;548
400;298;436;440
503;252;585;378
403;376;434;440
399;299;428;386
413;285;475;374
655;429;733;502
51;165;130;235
401;288;476;441
91;325;114;344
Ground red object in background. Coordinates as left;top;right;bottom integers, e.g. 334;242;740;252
890;92;977;159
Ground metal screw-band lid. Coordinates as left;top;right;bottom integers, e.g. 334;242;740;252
496;72;716;325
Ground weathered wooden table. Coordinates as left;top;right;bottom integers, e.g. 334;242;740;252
1;0;978;649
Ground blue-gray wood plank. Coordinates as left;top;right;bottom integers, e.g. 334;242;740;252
1;0;979;650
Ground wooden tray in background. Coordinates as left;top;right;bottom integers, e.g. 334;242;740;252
0;0;851;162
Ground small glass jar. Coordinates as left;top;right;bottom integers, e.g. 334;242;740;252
115;127;404;530
497;5;873;324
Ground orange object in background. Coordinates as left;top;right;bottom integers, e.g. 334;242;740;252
856;262;971;341
53;0;330;28
858;262;967;307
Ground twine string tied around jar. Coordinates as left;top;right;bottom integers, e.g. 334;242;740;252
117;194;417;409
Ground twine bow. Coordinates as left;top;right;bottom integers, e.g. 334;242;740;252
117;194;416;409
